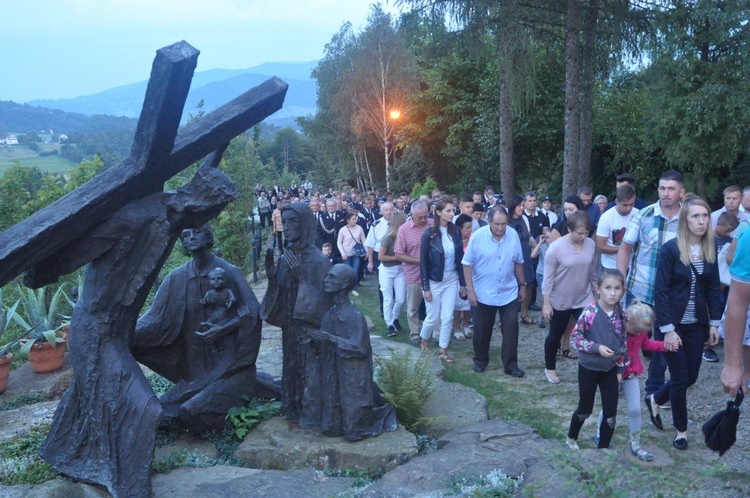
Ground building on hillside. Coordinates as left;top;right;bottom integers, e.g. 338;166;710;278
5;135;19;145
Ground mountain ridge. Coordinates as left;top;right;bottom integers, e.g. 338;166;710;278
26;60;319;128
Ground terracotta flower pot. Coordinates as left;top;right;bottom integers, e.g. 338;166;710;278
22;340;66;374
0;353;12;394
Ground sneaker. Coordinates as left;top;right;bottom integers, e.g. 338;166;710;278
393;319;403;332
351;290;359;297
702;348;719;362
387;325;398;337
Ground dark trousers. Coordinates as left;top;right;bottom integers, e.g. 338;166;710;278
259;211;272;229
529;259;539;305
544;307;583;370
569;364;620;448
472;300;520;370
653;322;706;432
274;231;284;254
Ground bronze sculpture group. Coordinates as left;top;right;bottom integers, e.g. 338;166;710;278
0;42;395;498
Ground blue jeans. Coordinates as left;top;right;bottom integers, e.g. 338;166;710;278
345;256;361;290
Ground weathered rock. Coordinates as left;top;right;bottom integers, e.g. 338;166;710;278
154;432;219;461
152;466;356;498
0;400;58;442
361;419;575;498
0;478;109;497
235;417;418;472
3;356;72;398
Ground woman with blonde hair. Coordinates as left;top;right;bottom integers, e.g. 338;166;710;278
378;212;407;336
647;195;722;450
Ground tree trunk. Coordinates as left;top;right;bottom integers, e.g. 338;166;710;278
563;0;582;199
498;76;516;199
363;144;374;192
352;150;363;192
578;0;597;188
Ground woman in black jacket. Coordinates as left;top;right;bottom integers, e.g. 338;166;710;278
419;195;467;363
507;196;535;324
646;195;722;450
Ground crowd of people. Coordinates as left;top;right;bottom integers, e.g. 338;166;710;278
255;171;750;459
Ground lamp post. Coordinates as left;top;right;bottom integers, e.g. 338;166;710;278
385;109;401;190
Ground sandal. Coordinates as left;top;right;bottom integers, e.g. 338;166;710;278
453;330;466;340
463;327;473;338
420;339;432;353
562;349;578;360
520;315;535;325
544;371;561;384
438;352;454;363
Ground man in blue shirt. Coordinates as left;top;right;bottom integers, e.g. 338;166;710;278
463;206;526;377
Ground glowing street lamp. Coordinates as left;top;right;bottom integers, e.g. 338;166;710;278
389;109;401;120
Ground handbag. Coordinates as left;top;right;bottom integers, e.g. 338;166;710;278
347;226;367;257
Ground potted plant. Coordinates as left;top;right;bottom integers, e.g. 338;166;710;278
0;290;21;394
12;285;69;374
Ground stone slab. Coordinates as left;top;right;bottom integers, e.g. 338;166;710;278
152;466;356;498
3;355;72;398
235;417;418;473
0;400;58;442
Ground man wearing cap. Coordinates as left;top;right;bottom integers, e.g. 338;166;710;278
540;196;558;225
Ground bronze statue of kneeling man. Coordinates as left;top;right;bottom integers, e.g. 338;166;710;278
301;264;397;441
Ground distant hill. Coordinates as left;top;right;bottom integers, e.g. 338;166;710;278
0;101;137;134
27;61;319;128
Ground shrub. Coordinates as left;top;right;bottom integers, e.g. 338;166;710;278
446;469;522;497
374;348;438;433
0;424;59;485
225;397;282;439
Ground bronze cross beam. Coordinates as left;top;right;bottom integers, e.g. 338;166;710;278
0;40;287;288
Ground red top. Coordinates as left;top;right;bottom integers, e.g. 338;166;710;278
623;332;667;378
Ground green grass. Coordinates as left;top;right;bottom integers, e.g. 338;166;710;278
0;147;76;174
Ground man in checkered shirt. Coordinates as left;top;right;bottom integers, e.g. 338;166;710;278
617;169;685;397
395;201;433;344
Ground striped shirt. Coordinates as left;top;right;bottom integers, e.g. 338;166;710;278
622;202;679;305
681;260;703;324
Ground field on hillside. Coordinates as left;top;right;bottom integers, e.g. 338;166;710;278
0;144;76;175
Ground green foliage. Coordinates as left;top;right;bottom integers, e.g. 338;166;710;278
323;466;384;490
64;155;105;191
374;348;437;433
553;451;692;497
12;284;69;358
0;289;21;357
409;176;439;200
415;433;438;454
0;424;59;485
0;392;49;412
225;398;282;440
147;372;175;396
152;448;218;474
446;469;522;498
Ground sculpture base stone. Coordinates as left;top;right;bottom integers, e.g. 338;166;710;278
235;417;418;473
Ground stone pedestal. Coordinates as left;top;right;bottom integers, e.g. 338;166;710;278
235;417;418;472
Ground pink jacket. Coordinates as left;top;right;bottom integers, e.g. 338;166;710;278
622;333;667;379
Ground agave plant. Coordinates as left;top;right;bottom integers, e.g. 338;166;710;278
0;289;21;357
12;285;69;358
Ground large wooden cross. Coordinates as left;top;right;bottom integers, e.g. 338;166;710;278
0;40;287;288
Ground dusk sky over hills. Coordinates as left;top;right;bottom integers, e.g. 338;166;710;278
1;1;401;103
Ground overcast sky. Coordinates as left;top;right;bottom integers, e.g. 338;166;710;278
1;0;402;103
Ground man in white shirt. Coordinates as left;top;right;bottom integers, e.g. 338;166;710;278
596;185;638;269
711;185;748;229
739;185;750;214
